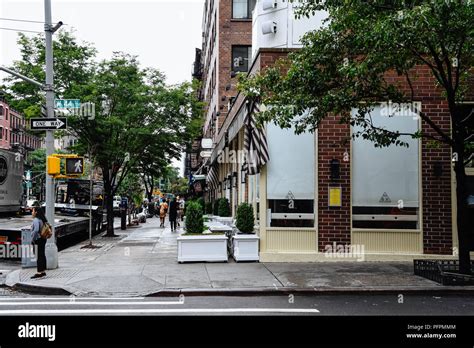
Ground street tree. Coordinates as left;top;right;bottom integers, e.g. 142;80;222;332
240;0;474;274
133;80;203;202
70;53;202;236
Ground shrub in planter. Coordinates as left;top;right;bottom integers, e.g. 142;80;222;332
205;201;213;215
197;197;205;212
185;201;204;234
218;198;231;217
184;199;193;216
236;203;255;234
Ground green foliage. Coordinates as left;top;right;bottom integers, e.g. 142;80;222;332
117;172;143;206
218;198;231;217
4;30;96;117
197;197;205;212
185;201;204;234
235;203;255;234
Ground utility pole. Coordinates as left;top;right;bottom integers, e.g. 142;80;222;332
44;0;62;269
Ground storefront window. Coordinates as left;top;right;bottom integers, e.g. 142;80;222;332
268;199;314;228
266;123;315;228
352;104;420;230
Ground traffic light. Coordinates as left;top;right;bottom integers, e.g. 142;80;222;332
47;156;61;176
65;157;84;175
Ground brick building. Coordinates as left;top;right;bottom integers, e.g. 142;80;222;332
194;0;473;261
187;0;255;192
0;98;42;154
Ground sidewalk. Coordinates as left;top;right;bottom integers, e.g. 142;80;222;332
4;217;474;297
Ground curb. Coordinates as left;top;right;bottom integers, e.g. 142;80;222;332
5;270;72;296
5;282;474;297
148;286;474;297
6;271;474;297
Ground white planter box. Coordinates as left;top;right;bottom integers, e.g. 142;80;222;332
232;234;260;262
177;235;228;263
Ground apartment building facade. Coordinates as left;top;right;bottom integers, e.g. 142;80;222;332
193;0;474;262
188;0;255;192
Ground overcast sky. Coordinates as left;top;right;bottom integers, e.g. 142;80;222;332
0;0;205;174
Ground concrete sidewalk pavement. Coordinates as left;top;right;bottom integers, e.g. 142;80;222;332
4;217;474;297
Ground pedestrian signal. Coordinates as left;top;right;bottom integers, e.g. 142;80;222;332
65;157;84;175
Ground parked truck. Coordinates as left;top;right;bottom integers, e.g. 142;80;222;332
0;149;24;214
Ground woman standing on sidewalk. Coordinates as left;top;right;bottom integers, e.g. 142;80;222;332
30;206;47;279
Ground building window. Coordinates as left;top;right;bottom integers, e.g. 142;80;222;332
232;0;256;19
0;127;3;140
266;123;315;228
0;105;3;118
352;104;420;230
232;46;252;73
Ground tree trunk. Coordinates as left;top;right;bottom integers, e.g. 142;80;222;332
103;172;117;237
454;153;472;275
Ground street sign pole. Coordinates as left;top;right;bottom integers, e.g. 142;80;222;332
44;0;59;269
88;146;93;246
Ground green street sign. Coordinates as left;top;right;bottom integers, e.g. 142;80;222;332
55;99;81;109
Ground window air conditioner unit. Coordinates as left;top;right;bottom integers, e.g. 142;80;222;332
262;21;277;35
262;0;277;11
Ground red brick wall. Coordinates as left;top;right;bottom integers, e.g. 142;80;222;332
317;65;454;255
217;1;252;130
317;118;352;251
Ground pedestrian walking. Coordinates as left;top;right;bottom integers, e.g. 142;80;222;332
176;196;184;226
168;197;178;232
179;197;185;222
30;206;48;279
159;199;168;228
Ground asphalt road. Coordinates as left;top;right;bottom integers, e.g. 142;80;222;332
0;294;472;316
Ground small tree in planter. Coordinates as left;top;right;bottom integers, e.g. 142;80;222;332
197;197;205;212
218;198;231;217
236;203;255;234
185;201;204;234
177;200;228;263
232;203;259;262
